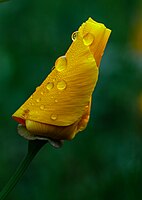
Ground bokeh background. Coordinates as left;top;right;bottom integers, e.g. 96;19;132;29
0;0;142;199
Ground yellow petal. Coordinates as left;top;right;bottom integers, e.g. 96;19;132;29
13;55;97;126
25;120;79;140
79;17;111;66
12;17;111;139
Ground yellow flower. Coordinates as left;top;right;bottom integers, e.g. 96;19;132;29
12;17;111;140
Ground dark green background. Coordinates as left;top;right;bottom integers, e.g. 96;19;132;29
0;0;142;199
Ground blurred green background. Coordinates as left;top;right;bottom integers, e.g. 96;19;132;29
0;0;142;199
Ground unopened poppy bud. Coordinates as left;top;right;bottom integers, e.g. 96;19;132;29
12;17;111;140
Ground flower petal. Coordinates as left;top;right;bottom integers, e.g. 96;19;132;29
12;17;111;131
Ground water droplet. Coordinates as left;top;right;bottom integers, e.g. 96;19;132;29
50;113;57;120
55;99;58;103
83;33;94;46
51;66;55;71
40;105;45;110
57;80;67;90
40;91;44;95
46;82;54;91
22;109;29;118
55;56;67;72
71;31;78;41
36;98;41;103
85;105;89;109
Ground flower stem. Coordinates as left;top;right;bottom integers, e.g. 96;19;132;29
0;140;47;200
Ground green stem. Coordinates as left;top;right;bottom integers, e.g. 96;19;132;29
0;140;47;200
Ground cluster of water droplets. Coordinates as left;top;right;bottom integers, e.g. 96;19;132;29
34;55;68;121
28;31;94;122
71;30;94;46
45;56;67;95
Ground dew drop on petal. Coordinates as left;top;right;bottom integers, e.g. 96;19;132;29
55;56;67;72
46;82;54;91
40;105;45;110
71;31;78;41
57;80;67;90
36;98;41;103
83;33;94;46
85;105;89;109
50;113;57;120
22;109;29;118
51;66;55;71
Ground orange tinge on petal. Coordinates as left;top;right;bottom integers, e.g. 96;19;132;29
12;17;111;140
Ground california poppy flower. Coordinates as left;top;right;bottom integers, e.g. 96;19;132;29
12;17;111;140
